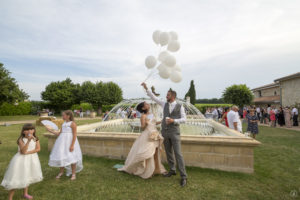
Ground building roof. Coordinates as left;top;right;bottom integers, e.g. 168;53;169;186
253;95;280;103
274;72;300;82
252;83;279;91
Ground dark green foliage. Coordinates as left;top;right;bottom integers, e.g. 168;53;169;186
41;78;80;111
0;63;29;105
222;84;254;107
41;79;123;111
185;80;196;105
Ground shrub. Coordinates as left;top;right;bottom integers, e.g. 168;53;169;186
0;102;32;116
71;102;93;111
195;104;232;114
102;104;116;112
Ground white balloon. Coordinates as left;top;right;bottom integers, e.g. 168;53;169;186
145;56;157;69
157;63;166;72
169;31;178;41
167;40;180;52
159;32;170;46
164;55;176;67
152;30;161;45
159;66;172;79
170;70;182;83
173;65;181;72
158;51;170;62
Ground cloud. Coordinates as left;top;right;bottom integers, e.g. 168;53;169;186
1;0;300;100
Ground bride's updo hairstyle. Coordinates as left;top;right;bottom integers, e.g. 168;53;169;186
137;102;147;114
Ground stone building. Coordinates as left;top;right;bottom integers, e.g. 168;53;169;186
252;72;300;107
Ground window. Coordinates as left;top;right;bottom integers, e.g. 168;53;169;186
258;91;262;97
274;91;277;95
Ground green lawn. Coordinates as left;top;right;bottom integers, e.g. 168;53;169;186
0;121;300;200
0;115;39;121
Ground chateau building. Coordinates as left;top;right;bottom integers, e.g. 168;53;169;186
252;72;300;107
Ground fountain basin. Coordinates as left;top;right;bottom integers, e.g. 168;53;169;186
44;120;260;173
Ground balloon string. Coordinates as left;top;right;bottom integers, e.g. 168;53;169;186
143;69;156;82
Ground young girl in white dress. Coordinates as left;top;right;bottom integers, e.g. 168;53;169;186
46;110;83;180
1;123;43;200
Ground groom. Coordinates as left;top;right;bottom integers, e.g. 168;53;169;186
141;83;187;187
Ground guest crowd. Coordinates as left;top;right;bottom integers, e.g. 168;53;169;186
205;104;299;138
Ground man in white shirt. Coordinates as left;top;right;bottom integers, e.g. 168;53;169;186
141;82;187;187
227;106;242;132
292;107;299;126
212;108;219;121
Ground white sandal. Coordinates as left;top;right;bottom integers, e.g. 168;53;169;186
56;172;64;179
70;174;76;181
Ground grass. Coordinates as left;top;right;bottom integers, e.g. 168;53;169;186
0;115;39;122
0;120;300;200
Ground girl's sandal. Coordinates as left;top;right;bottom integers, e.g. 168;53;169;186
70;174;76;181
56;172;64;179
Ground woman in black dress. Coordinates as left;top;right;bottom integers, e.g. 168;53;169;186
277;107;285;126
247;109;259;139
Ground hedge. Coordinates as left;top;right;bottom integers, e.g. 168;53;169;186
0;102;32;116
195;104;232;114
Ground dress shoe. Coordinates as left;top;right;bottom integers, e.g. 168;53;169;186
163;171;176;177
180;178;187;187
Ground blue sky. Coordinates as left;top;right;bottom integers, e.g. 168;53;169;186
1;0;300;100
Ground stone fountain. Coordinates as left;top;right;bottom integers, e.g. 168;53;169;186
44;98;260;173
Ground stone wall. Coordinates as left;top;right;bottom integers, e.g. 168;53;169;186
45;132;260;174
253;86;280;98
281;78;300;107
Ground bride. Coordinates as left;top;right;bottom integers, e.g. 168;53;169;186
118;101;166;179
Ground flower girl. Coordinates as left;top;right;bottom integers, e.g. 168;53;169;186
46;110;83;180
1;123;43;200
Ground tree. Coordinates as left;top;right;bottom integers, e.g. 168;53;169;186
79;81;96;105
41;78;80;110
0;63;29;105
222;84;254;107
185;80;196;105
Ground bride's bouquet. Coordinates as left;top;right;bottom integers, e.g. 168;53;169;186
149;130;160;141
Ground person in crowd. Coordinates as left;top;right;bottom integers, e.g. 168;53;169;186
260;108;265;124
220;107;230;127
292;107;299;126
212;107;219;121
246;109;259;139
103;111;109;121
284;107;292;128
277;107;285;126
238;108;243;119
256;107;261;121
243;108;248;119
218;107;223;119
79;107;83;118
1;124;43;200
263;108;269;124
269;108;276;127
227;106;242;132
46;110;83;180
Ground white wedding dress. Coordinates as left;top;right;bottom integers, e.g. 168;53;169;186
48;121;83;176
118;114;166;179
1;138;43;190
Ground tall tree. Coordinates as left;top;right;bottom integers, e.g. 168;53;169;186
0;63;29;105
222;84;254;107
185;80;196;105
41;78;80;110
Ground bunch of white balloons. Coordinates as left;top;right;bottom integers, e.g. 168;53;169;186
144;30;182;83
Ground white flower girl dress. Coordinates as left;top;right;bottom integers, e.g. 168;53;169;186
1;138;43;190
48;121;83;176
